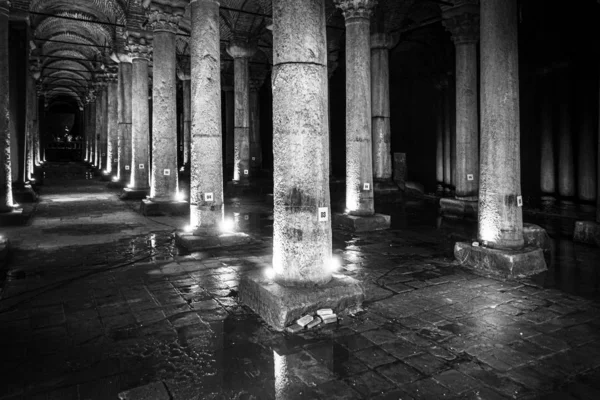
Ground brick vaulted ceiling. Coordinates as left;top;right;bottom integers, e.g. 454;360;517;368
9;0;446;108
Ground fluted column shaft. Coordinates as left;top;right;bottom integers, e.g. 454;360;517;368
478;0;523;249
371;33;391;181
272;0;332;286
117;61;132;183
338;0;376;216
189;0;223;231
89;98;97;168
0;0;13;211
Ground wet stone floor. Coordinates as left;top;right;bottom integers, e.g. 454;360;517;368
1;163;600;400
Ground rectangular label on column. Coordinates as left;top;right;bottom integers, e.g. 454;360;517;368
204;192;214;201
467;174;474;181
114;158;118;162
363;183;371;191
125;165;130;170
252;157;255;161
318;207;328;222
164;169;170;176
139;164;144;169
244;169;249;175
517;195;523;207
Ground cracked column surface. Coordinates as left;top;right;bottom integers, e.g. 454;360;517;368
0;0;13;212
147;1;184;200
128;32;152;192
189;0;223;233
337;0;376;216
443;4;479;200
117;58;132;183
371;32;392;182
227;39;256;185
539;79;555;199
106;71;118;175
272;0;332;286
558;76;575;199
478;0;524;249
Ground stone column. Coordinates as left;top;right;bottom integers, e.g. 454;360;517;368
557;76;575;200
443;4;479;200
249;77;263;174
34;82;42;166
227;39;256;184
0;0;13;212
87;90;97;168
577;84;596;203
99;81;109;171
271;0;331;286
25;70;35;180
126;31;152;195
177;57;191;168
434;79;445;192
106;70;118;175
370;32;392;184
443;75;452;192
147;1;184;200
223;84;234;179
116;56;132;184
539;78;555;200
94;84;104;168
478;0;523;249
337;0;376;216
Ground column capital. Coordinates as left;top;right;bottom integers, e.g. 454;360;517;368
226;37;257;59
335;0;377;20
442;2;480;45
177;56;191;80
29;63;41;80
126;30;153;61
112;52;133;64
145;0;186;34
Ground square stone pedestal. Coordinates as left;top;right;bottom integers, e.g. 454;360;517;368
440;198;478;219
140;199;188;216
120;188;148;200
454;242;547;279
239;270;364;331
175;231;252;251
333;213;390;232
574;221;600;247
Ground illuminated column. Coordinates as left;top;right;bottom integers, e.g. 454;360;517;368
371;32;392;183
557;76;575;200
186;0;224;233
94;85;102;168
272;0;331;285
443;75;452;192
478;0;523;248
337;0;376;215
34;82;42;166
327;51;339;177
88;91;97;168
127;31;152;194
116;55;132;184
147;1;184;200
539;80;555;200
0;0;13;212
249;76;264;174
25;68;36;180
434;78;445;192
223;85;234;179
99;80;109;171
106;69;119;175
443;3;479;200
577;86;596;203
177;59;191;168
227;39;256;184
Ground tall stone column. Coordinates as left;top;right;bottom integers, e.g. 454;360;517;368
223;84;234;179
88;91;97;168
443;75;452;192
124;31;152;197
34;82;42;166
0;0;13;212
227;39;256;184
146;1;184;201
25;70;35;180
558;76;575;200
577;84;596;203
106;69;118;175
539;76;555;200
116;56;132;184
434;78;445;192
443;3;479;201
370;32;393;184
249;76;263;174
178;67;191;168
99;80;109;171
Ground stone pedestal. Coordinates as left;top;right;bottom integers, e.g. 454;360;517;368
333;212;390;232
573;221;600;247
455;242;547;279
439;197;477;219
239;270;364;331
139;198;187;216
175;231;252;251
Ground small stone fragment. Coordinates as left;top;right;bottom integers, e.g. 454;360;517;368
286;323;303;333
322;314;337;324
317;308;333;316
296;315;314;327
307;317;322;329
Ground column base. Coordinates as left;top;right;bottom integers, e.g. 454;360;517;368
12;184;38;203
0;236;10;267
573;221;600;247
523;223;552;263
175;231;252;251
239;270;364;331
333;213;390;232
0;207;31;226
439;198;478;219
454;242;547;279
120;188;148;200
140;199;188;216
374;179;402;203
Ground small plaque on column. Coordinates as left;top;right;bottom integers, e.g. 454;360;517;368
114;158;118;163
204;192;214;201
467;174;474;181
318;207;329;222
139;164;144;169
125;165;130;170
164;169;170;176
363;183;370;191
244;169;249;175
517;195;523;207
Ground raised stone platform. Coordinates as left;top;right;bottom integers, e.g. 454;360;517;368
239;270;364;331
439;197;478;219
454;241;547;279
573;221;600;247
175;231;252;251
140;199;188;216
120;188;148;200
333;213;390;232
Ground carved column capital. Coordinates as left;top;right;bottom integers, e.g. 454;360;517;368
334;0;377;20
442;2;480;45
226;36;257;59
145;1;186;34
126;30;153;61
